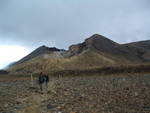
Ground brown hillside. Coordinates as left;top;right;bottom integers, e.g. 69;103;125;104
8;34;150;75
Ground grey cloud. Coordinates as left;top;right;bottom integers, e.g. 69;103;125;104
0;0;150;50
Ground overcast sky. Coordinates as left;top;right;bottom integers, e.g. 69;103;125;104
0;0;150;68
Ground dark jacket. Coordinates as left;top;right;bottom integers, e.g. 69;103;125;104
39;73;49;84
45;75;49;82
39;74;44;84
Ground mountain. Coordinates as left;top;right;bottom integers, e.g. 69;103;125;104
66;34;119;57
127;40;150;49
65;34;150;63
8;34;150;75
125;40;150;61
14;46;61;65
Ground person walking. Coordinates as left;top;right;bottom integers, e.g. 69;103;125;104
38;72;44;91
38;71;49;92
45;73;49;89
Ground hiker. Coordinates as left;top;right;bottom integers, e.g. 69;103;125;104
38;72;49;92
44;73;49;89
38;72;44;91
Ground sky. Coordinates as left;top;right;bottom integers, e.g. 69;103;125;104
0;0;150;69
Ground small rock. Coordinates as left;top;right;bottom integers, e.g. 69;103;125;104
47;104;55;109
4;104;9;107
134;92;138;96
58;111;62;113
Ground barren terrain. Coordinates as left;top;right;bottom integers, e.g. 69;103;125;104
0;74;150;113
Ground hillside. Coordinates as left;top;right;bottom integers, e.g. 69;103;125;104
8;34;150;75
125;40;150;61
14;46;61;64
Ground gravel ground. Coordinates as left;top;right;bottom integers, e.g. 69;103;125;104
0;74;150;113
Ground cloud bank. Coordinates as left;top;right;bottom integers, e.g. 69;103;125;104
0;0;150;50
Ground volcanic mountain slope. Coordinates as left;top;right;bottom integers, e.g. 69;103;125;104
125;40;150;61
64;34;150;63
8;34;150;75
66;34;120;56
15;46;62;64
